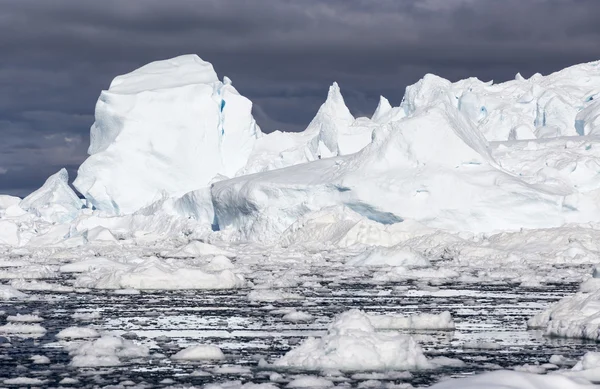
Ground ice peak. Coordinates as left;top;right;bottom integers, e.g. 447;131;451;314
372;95;392;122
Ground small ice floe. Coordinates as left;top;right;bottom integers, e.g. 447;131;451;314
67;335;149;367
56;326;100;339
171;344;225;361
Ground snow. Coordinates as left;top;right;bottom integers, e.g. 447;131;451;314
3;55;600;388
283;311;314;323
73;256;245;290
367;311;455;330
347;246;430;267
239;83;371;176
286;376;334;388
67;335;149;367
3;377;47;385
30;354;50;364
74;54;262;215
163;240;236;258
56;326;100;339
19;168;82;223
528;275;600;340
0;195;20;211
170;344;225;361
274;309;431;371
0;323;47;335
0;285;27;300
428;370;591;389
6;314;43;323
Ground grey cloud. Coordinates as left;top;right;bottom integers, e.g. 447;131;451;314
0;0;599;196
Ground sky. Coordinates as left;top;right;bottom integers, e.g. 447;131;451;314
1;0;599;197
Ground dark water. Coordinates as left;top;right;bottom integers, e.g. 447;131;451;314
1;279;597;388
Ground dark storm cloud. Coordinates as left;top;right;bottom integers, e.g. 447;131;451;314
0;0;599;196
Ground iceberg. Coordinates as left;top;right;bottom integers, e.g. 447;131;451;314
74;55;262;215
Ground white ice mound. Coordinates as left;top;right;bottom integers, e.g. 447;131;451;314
74;54;262;215
239;83;372;175
73;256;245;290
528;279;600;340
171;344;225;361
19;168;82;223
367;311;455;330
274;309;430;371
347;245;430;267
428;370;591;389
67;335;149;367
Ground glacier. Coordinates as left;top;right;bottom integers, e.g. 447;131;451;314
2;55;600;388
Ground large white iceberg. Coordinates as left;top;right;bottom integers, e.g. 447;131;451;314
74;54;262;215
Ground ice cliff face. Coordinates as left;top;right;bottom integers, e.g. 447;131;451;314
74;55;262;215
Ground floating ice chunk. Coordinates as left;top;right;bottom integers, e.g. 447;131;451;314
0;323;46;335
163;240;236;258
7;314;43;323
283;311;314;323
19;168;82;223
348;246;430;268
67;335;149;367
30;355;50;364
287;376;334;388
528;280;600;340
367;311;454;330
204;382;278;389
0;285;27;300
428;370;591;389
72;311;102;321
248;289;304;302
74;257;245;290
10;279;74;292
565;351;600;382
3;377;47;385
56;326;100;339
275;309;430;371
171;344;225;361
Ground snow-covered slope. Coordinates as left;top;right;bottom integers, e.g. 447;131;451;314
74;55;262;215
212;98;582;242
239;83;373;175
19;169;82;223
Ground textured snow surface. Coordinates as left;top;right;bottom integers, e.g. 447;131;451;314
171;344;225;361
275;309;431;371
529;275;600;340
67;335;149;367
19;169;81;223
